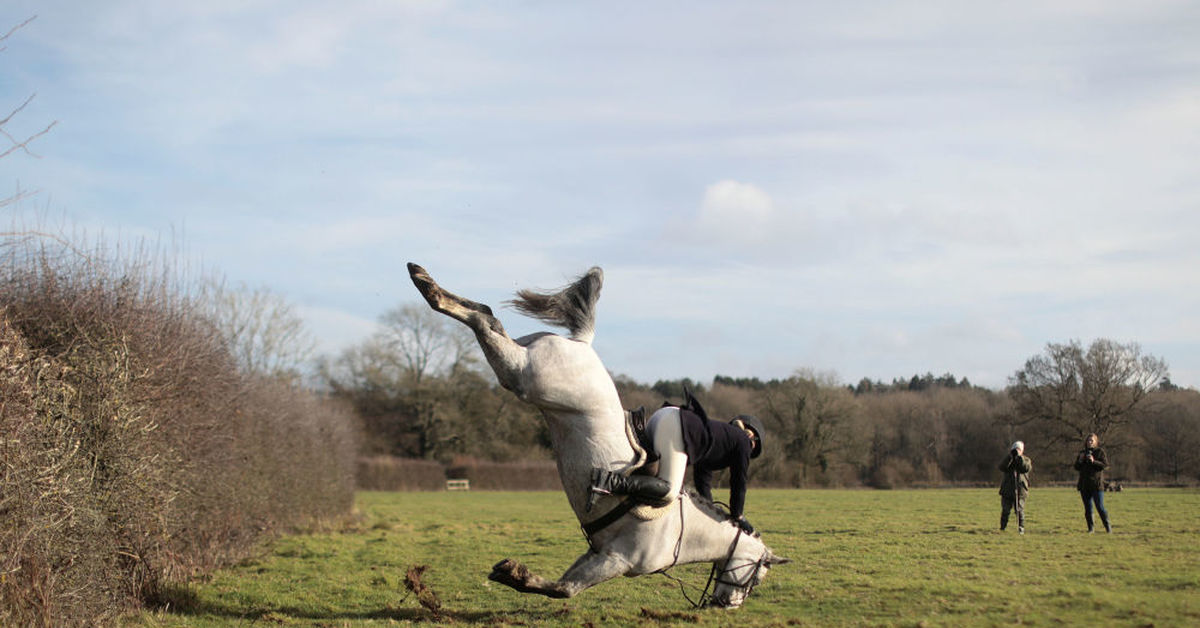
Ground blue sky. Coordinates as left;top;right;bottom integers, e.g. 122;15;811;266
4;1;1198;389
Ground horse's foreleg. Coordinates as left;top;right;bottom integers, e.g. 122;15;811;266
407;263;528;394
489;551;630;599
407;263;505;334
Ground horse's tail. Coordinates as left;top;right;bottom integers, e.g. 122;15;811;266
507;267;603;344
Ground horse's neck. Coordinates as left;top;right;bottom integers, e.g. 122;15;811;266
677;496;763;563
542;406;636;515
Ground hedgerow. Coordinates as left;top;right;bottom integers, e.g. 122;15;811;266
0;236;359;625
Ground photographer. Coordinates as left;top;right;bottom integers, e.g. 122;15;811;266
1074;433;1111;533
998;440;1032;534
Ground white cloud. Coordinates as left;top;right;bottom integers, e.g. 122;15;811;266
688;180;815;256
701;180;774;226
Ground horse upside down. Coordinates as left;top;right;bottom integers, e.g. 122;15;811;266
408;263;787;608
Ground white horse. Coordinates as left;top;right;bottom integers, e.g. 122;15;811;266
407;263;788;608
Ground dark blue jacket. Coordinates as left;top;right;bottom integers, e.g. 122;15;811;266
679;410;753;518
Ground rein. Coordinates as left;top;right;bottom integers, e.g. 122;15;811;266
654;500;766;609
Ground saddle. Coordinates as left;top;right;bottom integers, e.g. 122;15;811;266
627;384;711;464
628;406;657;462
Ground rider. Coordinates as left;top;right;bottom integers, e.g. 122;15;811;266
589;393;764;534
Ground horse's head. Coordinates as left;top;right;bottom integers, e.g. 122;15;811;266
707;534;790;609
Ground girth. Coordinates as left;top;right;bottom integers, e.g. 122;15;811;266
582;497;636;540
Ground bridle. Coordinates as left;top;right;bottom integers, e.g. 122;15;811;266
700;528;769;607
653;499;768;609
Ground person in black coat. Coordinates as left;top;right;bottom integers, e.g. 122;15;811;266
1074;433;1111;533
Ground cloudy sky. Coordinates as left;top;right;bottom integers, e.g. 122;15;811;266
4;1;1198;389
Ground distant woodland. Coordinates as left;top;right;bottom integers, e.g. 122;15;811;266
323;304;1200;488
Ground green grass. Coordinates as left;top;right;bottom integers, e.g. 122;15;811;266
127;488;1200;627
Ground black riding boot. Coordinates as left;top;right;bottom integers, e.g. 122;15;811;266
588;469;671;511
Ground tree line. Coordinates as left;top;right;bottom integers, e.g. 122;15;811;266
322;302;1200;488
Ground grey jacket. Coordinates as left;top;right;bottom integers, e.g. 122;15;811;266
998;453;1032;498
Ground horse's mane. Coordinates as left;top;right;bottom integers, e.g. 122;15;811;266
683;488;734;523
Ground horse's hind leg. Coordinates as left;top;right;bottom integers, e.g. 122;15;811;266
407;263;527;394
489;551;630;599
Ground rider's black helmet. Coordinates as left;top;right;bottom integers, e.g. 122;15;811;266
731;414;765;459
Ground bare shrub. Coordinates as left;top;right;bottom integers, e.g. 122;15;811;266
870;458;917;489
1;309;132;623
0;233;359;624
354;456;563;491
356;456;447;491
446;457;562;491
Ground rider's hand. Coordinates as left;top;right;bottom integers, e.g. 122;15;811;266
737;516;755;534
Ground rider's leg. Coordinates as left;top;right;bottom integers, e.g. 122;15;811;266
589;471;671;505
648;407;687;497
588;407;685;506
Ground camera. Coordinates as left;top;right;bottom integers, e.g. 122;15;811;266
1011;448;1019;457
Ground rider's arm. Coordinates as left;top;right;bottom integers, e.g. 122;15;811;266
693;466;713;502
728;440;751;519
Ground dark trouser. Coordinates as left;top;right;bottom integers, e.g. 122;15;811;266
1080;489;1110;532
1000;493;1026;530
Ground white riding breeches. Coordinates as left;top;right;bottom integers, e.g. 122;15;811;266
647;407;688;498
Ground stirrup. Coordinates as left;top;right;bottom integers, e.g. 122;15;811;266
586;468;615;512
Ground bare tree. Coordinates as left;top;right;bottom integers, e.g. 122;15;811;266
322;303;480;459
377;303;476;385
759;370;859;485
202;279;316;381
2;16;58;209
1006;339;1168;446
1140;390;1200;483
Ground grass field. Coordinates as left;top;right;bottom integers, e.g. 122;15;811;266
128;488;1200;627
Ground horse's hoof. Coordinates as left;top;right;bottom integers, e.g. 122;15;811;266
407;263;431;286
489;558;519;582
407;264;446;307
488;558;529;591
